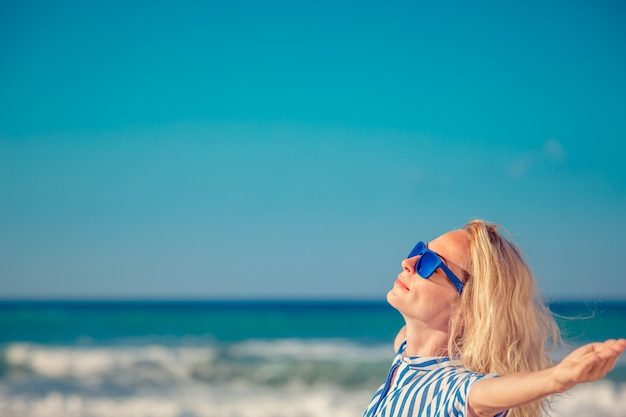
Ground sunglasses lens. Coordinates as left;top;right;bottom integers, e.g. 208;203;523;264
417;252;438;278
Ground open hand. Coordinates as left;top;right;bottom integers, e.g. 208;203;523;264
551;338;626;393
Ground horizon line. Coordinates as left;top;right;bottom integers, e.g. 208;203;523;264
0;296;625;304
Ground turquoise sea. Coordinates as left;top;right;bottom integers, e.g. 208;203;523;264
1;300;625;417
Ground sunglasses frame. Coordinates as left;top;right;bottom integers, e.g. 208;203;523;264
407;241;465;294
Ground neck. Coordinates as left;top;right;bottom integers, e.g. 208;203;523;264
403;319;451;357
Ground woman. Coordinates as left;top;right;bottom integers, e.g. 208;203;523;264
363;220;625;417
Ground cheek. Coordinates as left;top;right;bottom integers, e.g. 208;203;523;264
387;284;457;320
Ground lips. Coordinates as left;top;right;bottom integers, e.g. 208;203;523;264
394;278;410;292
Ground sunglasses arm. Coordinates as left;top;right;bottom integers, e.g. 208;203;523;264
439;263;465;294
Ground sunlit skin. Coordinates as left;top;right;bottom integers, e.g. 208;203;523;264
386;229;470;357
467;339;626;417
386;229;626;417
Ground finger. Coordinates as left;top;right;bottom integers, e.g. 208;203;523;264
596;348;623;374
598;339;626;362
611;338;626;353
567;343;600;362
596;342;620;360
582;342;605;353
586;348;624;380
604;355;621;374
577;352;604;378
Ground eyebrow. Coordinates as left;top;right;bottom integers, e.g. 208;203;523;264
426;242;450;265
428;242;470;282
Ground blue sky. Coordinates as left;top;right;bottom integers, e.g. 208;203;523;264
1;0;625;299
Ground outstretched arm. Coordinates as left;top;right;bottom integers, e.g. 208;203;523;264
467;338;626;417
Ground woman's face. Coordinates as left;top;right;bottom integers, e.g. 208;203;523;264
387;229;471;327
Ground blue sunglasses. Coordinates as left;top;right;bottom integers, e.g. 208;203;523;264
407;241;465;294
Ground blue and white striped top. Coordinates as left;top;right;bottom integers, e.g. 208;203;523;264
363;341;508;417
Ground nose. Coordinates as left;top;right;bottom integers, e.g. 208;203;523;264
401;256;417;274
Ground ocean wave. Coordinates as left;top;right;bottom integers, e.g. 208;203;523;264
228;338;392;361
2;340;626;417
3;342;215;380
550;381;626;417
1;339;392;390
0;381;625;417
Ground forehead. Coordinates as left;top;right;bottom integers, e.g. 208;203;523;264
428;229;471;269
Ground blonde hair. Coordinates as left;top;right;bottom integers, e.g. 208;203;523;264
448;220;561;417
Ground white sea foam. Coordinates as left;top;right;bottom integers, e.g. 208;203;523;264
5;338;388;371
4;342;217;381
229;338;392;361
550;380;626;417
2;340;393;392
1;381;625;417
2;341;626;417
0;385;376;417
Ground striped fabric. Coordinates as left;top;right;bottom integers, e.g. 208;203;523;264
363;341;507;417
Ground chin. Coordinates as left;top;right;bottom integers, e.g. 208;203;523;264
386;289;401;311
